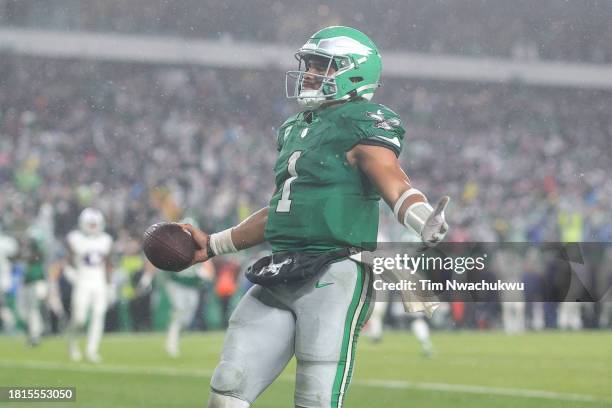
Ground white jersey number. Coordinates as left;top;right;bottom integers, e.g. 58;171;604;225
276;151;302;213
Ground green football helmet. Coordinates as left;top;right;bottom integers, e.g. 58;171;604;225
286;26;382;109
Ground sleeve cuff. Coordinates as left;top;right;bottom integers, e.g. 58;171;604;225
355;138;401;157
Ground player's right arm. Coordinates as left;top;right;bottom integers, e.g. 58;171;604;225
349;144;449;246
64;234;77;269
181;207;268;265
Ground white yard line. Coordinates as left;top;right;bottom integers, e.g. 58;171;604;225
358;379;608;402
1;360;610;404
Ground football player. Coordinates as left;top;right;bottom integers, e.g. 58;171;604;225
139;218;213;358
164;260;212;357
366;230;435;356
16;236;47;346
182;26;449;408
366;292;435;356
0;225;18;333
65;208;114;363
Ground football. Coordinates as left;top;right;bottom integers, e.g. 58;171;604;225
142;222;196;272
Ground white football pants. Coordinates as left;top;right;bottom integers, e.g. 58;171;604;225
69;282;107;355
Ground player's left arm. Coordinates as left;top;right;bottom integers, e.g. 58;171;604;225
347;144;449;245
181;186;277;265
181;206;269;265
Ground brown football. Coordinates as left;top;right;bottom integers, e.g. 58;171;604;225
142;222;196;272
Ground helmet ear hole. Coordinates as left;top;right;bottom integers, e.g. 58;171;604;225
349;77;363;83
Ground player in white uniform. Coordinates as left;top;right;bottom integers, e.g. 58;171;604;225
0;226;18;333
557;302;583;330
65;208;113;363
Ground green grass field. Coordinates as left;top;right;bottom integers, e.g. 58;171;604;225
1;331;611;407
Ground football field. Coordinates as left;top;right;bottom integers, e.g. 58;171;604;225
1;331;611;407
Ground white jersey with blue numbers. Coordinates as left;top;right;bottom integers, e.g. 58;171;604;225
67;230;113;287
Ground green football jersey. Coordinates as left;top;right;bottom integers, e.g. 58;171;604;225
24;239;45;284
167;264;203;288
265;99;405;253
24;262;45;284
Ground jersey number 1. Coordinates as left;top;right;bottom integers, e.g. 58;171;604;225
276;151;302;213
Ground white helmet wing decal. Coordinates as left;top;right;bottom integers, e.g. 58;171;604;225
315;36;373;56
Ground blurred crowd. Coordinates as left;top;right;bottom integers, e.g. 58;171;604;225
1;55;610;242
380;81;612;244
0;53;611;335
3;0;612;63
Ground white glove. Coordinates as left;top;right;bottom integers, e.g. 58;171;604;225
421;196;450;247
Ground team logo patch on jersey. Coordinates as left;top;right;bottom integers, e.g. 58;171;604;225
366;110;401;131
257;258;293;278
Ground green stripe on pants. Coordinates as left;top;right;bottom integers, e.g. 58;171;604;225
331;262;371;407
344;265;373;390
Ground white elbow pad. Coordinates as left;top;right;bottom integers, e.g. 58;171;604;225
393;188;433;233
